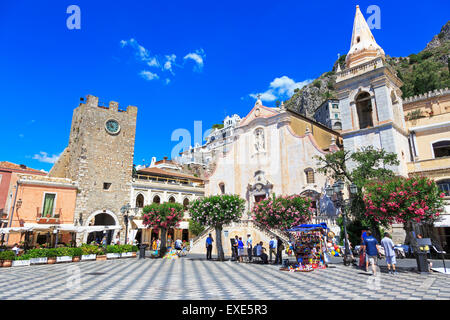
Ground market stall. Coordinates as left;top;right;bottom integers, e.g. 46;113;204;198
281;223;328;272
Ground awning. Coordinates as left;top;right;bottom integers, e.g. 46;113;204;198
434;214;450;228
132;219;145;229
0;227;32;235
22;224;121;233
79;225;122;233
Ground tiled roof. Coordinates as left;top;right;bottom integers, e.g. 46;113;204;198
0;161;46;174
137;167;204;181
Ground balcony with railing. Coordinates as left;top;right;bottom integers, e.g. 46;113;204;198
36;207;62;224
134;174;205;189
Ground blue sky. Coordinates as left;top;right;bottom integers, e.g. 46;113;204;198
0;0;449;171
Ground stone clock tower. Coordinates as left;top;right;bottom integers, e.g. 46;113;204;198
50;95;138;244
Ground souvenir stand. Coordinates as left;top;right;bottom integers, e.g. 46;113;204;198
281;223;328;272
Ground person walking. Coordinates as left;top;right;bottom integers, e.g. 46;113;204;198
275;236;284;265
246;234;253;262
237;237;244;262
362;230;380;276
269;236;277;263
232;235;239;261
206;233;214;260
381;232;397;275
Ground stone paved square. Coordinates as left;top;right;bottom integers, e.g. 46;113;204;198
1;255;450;300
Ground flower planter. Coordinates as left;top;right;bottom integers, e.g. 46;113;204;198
120;252;133;258
96;255;107;261
31;257;48;265
81;254;96;261
47;257;57;264
72;256;81;263
12;260;31;267
56;256;73;263
106;253;120;259
2;260;12;267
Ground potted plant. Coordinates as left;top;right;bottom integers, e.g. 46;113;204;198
72;248;82;262
46;248;58;264
120;244;133;258
81;245;97;261
0;251;15;267
29;248;48;265
56;247;73;263
106;245;120;259
12;254;31;267
96;247;107;261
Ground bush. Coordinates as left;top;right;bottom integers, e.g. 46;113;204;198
27;249;48;258
0;250;15;261
81;244;99;255
14;254;31;261
46;248;58;258
72;248;82;257
56;247;73;257
313;80;321;88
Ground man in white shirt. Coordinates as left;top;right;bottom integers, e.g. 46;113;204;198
381;232;397;275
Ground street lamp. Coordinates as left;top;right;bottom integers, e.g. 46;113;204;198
121;204;131;244
326;180;358;266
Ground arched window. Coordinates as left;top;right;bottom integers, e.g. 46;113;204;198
305;168;315;184
169;196;176;203
437;179;450;197
355;92;373;129
136;194;144;208
334;122;342;130
183;198;190;210
153;195;161;204
433;141;450;158
219;183;225;195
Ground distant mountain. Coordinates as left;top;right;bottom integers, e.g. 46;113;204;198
285;21;450;118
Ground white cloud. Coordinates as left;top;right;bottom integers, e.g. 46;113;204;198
249;92;277;102
140;70;159;81
183;49;205;71
33;151;61;164
120;38;160;68
249;76;312;102
163;54;177;74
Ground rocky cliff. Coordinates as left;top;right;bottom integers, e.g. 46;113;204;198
285;21;450;118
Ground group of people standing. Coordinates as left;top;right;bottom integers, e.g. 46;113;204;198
205;233;285;264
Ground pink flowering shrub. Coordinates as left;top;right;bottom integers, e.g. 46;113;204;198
252;194;313;231
363;177;445;225
142;202;184;231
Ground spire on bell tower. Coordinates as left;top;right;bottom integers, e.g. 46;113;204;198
345;5;385;68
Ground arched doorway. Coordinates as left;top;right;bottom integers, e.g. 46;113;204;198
168;196;176;203
153;195;161;204
84;210;119;245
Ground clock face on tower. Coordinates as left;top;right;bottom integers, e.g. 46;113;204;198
105;119;120;135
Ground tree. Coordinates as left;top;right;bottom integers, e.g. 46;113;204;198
189;195;246;261
252;194;313;231
364;176;445;250
188;219;205;237
315;146;400;239
142;202;184;257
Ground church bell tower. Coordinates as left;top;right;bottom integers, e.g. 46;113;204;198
335;5;409;176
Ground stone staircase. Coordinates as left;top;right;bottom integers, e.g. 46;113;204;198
188;219;290;256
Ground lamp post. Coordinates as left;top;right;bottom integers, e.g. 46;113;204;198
326;181;358;266
121;204;131;245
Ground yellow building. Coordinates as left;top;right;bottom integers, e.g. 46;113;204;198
404;88;450;251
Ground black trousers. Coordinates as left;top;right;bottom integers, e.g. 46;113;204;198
206;245;212;260
275;249;282;264
247;247;252;261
